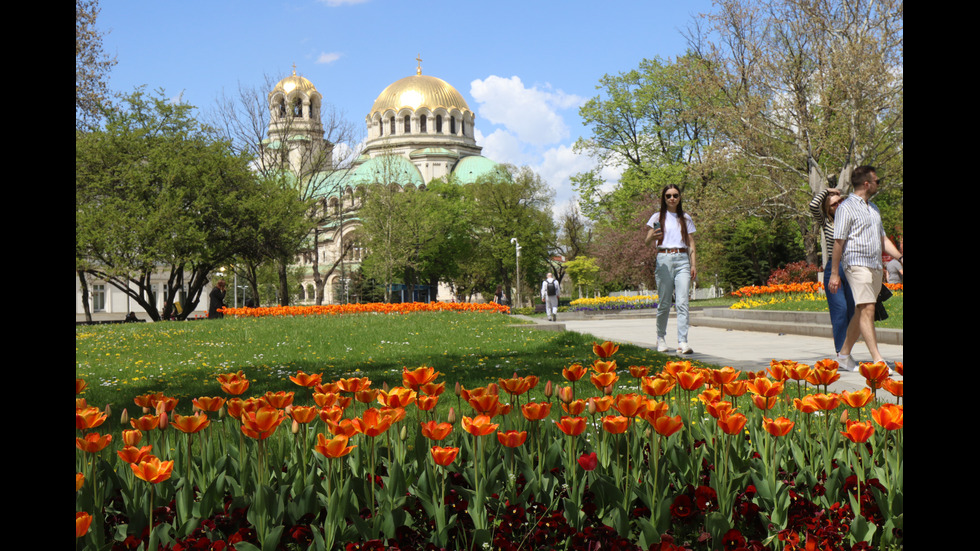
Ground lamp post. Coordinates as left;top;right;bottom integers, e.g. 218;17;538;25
511;238;521;307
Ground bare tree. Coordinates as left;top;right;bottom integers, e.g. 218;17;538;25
76;0;116;130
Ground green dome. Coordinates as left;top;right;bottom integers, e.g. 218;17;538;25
452;156;509;184
350;155;425;187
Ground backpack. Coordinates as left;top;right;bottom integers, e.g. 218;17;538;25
546;280;557;296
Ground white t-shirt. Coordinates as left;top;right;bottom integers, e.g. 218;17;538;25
647;211;695;249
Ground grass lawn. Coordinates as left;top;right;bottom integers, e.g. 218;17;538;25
76;311;715;414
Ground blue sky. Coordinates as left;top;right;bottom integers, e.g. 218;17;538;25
98;0;715;214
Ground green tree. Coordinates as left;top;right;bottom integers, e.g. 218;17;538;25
76;88;298;320
562;256;601;298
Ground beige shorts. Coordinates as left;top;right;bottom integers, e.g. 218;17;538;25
845;265;883;305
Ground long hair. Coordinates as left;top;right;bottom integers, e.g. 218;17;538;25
658;184;691;247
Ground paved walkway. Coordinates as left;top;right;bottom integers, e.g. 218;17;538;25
522;313;903;397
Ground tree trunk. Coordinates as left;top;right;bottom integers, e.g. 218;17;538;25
77;270;93;323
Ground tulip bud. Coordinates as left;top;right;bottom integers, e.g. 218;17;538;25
558;386;574;404
604;385;614;396
400;425;408;442
454;381;462;397
839;408;849;424
587;398;597;416
155;400;166;416
544;380;553;399
120;408;129;426
447;406;456;425
158;411;168;430
488;383;499;395
292;419;300;434
218;406;226;419
104;404;112;419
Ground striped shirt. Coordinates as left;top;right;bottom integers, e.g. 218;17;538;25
808;189;836;249
833;194;885;270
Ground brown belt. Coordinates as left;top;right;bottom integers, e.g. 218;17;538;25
658;248;688;254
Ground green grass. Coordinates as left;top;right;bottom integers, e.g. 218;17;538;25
76;312;715;413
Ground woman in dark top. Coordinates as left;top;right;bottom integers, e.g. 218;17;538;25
208;280;227;319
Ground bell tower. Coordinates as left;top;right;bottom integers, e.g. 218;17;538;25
262;66;333;175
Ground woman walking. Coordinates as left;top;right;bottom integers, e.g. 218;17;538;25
809;187;854;355
645;184;697;354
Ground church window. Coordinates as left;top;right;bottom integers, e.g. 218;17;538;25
378;121;383;136
435;115;443;133
278;99;286;117
461;119;466;136
293;99;303;118
404;115;411;134
420;115;427;133
390;117;396;135
450;116;456;134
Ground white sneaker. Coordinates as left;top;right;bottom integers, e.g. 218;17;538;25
657;337;668;352
678;342;693;354
837;354;856;371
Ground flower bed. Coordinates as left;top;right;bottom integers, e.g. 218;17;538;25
219;301;510;318
76;346;904;550
570;295;659;312
730;283;903;310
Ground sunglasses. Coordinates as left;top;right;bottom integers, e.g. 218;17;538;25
665;193;680;199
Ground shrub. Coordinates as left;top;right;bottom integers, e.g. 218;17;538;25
767;260;820;285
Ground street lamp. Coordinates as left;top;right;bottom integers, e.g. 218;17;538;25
510;238;521;307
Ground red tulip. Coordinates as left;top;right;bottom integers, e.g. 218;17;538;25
577;451;598;471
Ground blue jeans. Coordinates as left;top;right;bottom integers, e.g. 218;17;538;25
656;252;691;344
824;261;855;354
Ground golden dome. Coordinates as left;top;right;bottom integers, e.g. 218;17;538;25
370;74;471;115
272;67;318;97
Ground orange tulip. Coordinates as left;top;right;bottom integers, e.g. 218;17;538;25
593;341;619;358
601;415;630;434
676;371;706;392
613;393;647;417
419;382;446;396
76;379;88;395
871;403;904;431
378;387;417;408
590;371;619;391
747;377;784;398
698;389;721;404
840;420;875;443
240;407;286;440
807;393;841;411
710;366;740;386
359;408;395;437
76;512;93;538
289;370;323;388
498;376;533;396
793;397;819;414
217;370;247;384
629;365;650;378
639;400;669;425
562;363;588;382
717;412;748;436
893;362;903;376
641;376;675;397
337;377;372;393
882;379;903;399
431;446;460;467
723;380;749;398
130;456;174;484
130;414;161;432
557;385;575;404
497;430;528;447
591;359;618;374
651;414;684;437
262;391;295;409
767;360;795;381
751;395;779;411
468;393;503;416
134;392;164;410
786;363;812;382
662;360;693;379
859;362;891;389
462;414;498;437
420;420;453;441
290;406;319;424
172;413;210;434
403;366;441;391
705;400;735;419
220;378;250;396
562;399;587;416
839;388;873;409
806;366;840;387
591;395;614;413
325;418;363;438
75;407;107;430
555;416;587;436
521;401;552;421
314;433;356;458
417;395;440;411
122;429;143;447
117;445;154;465
763;416;795;437
192;396;226;413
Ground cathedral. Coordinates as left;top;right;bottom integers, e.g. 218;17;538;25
76;63;507;320
267;62;508;305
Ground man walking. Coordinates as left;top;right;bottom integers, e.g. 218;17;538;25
828;166;903;370
540;273;561;322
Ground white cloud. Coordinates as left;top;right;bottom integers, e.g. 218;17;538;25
475;128;533;167
316;52;343;64
470;75;584;146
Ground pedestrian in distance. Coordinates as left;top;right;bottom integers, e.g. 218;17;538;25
540;273;561;322
208;279;227;319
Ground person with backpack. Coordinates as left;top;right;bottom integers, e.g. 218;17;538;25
540;273;561;322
